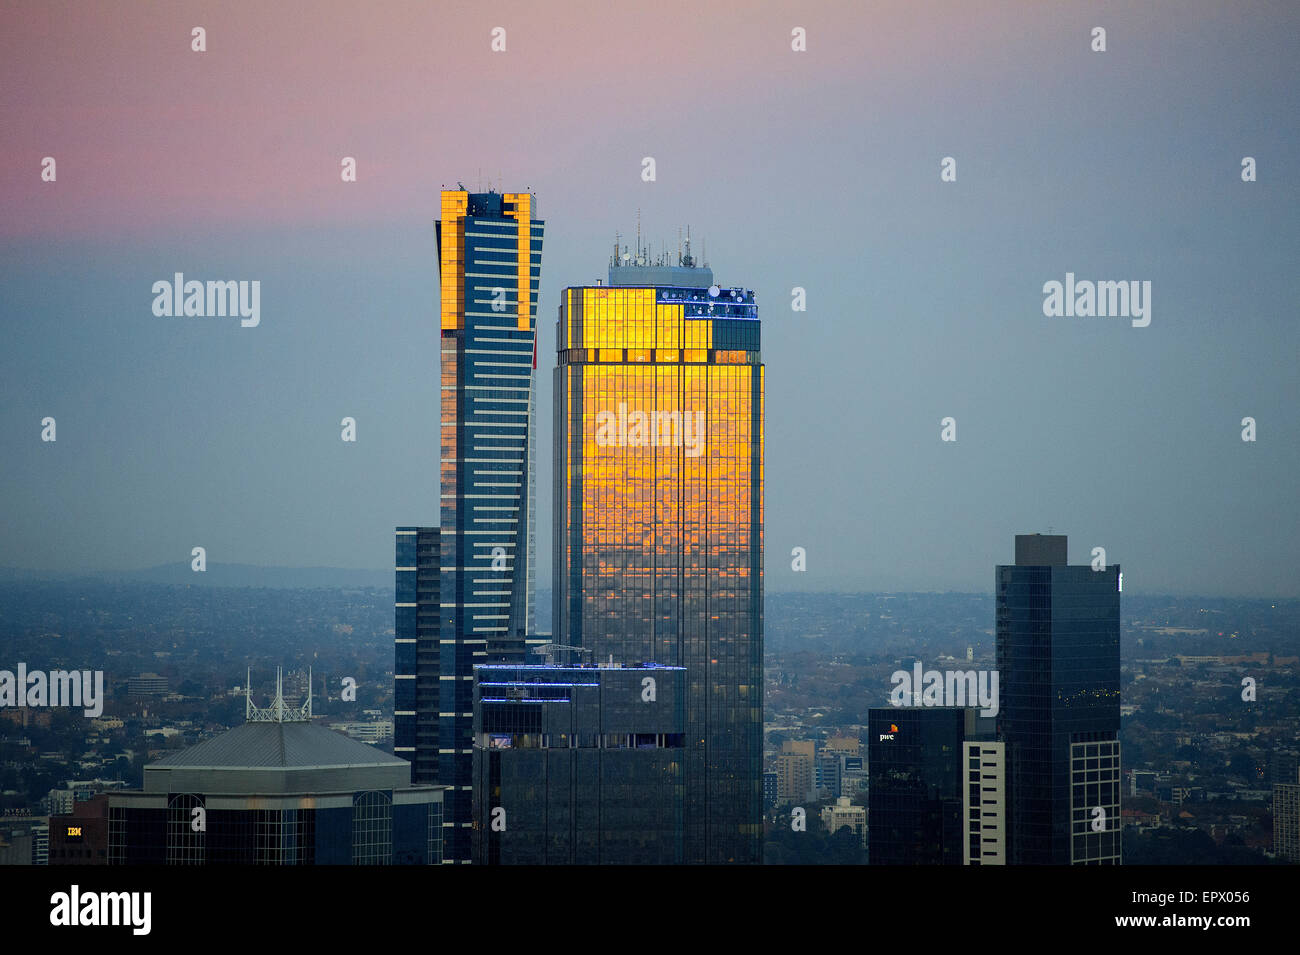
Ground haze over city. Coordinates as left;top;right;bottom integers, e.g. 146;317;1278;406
2;0;1296;597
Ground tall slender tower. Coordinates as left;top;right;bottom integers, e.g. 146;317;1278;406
996;533;1122;864
418;188;543;862
553;238;764;863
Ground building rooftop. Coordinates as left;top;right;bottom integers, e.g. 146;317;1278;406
149;720;405;771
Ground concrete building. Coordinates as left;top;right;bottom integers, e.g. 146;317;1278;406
49;794;109;865
127;673;168;699
776;752;814;805
821;796;866;847
962;740;1006;865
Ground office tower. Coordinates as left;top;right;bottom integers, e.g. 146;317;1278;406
471;663;686;864
49;794;109;865
962;740;1006;865
868;707;980;865
840;754;867;797
553;238;763;863
1267;750;1300;788
394;527;439;783
782;739;815;760
1275;772;1300;862
108;676;443;864
816;752;842;799
127;673;168;699
430;188;544;861
996;533;1121;865
776;751;814;805
0;818;48;866
824;735;862;757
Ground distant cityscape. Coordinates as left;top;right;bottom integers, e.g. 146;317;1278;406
1;578;1295;864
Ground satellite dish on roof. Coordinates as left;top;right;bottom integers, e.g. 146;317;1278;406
708;285;720;298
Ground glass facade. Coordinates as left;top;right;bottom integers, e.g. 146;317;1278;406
432;189;544;862
108;791;441;865
553;277;764;863
867;707;975;865
470;664;686;864
996;535;1121;865
394;527;440;785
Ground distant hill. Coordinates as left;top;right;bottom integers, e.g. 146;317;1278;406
0;564;392;590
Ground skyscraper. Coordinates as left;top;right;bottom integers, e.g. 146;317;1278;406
553;239;763;863
868;707;981;865
406;188;543;863
996;533;1122;865
471;662;686;864
1274;774;1300;862
394;526;439;784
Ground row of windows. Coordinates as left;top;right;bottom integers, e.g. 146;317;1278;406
558;348;759;365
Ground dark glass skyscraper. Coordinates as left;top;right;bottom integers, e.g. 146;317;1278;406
553;241;763;863
868;707;983;864
396;189;542;863
996;533;1121;864
394;527;439;784
471;663;686;864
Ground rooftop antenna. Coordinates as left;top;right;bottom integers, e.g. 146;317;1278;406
683;226;694;268
636;209;642;262
678;228;682;266
614;232;620;266
245;665;312;723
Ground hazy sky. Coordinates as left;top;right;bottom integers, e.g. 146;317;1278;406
1;0;1297;596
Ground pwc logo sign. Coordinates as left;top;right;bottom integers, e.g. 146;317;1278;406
878;723;899;741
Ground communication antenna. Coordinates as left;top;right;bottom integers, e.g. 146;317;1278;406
245;666;313;723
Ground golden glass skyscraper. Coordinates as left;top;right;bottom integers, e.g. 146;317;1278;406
553;241;763;863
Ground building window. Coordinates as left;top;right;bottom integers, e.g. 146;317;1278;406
352;791;393;865
167;793;205;865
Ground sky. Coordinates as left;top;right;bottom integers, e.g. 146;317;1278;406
1;0;1297;596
